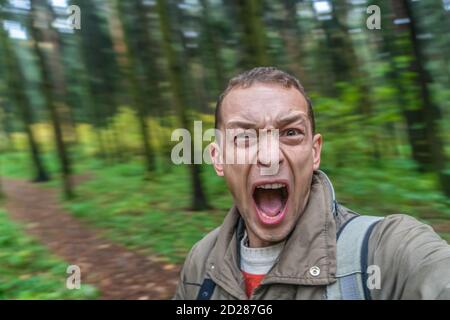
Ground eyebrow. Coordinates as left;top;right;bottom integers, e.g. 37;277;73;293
276;112;308;127
225;119;258;129
225;111;308;129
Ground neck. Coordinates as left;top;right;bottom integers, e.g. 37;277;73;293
246;227;283;248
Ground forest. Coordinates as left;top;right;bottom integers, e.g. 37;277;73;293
0;0;448;299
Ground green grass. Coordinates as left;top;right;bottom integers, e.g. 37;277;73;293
325;163;450;243
65;160;231;263
0;207;99;299
0;151;39;179
323;160;450;218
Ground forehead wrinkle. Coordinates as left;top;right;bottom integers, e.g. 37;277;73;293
222;88;309;129
275;111;308;127
226;119;257;129
225;109;265;129
226;110;307;130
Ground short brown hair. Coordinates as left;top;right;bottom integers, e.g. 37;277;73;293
214;67;315;134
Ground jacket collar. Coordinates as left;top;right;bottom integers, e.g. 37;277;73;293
206;170;338;299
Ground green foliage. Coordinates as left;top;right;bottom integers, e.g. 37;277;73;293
64;159;230;263
62;154;448;262
0;208;99;299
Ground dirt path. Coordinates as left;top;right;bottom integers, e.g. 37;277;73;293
2;175;180;299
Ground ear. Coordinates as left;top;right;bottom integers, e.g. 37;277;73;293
210;142;224;177
312;133;322;171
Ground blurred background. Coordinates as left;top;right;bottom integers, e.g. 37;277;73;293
0;0;449;299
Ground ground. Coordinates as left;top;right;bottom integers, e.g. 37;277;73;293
2;175;180;299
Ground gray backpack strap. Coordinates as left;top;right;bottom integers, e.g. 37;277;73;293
326;215;383;300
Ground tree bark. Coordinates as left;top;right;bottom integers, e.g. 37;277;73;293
233;0;269;68
0;21;50;182
29;0;73;198
391;0;450;197
156;0;209;210
109;0;157;174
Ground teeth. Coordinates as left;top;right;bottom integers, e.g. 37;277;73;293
256;183;286;190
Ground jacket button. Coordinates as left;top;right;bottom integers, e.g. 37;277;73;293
309;266;321;277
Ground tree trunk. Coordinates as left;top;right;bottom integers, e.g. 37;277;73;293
75;0;121;164
0;105;16;152
0;21;50;182
233;0;269;68
30;0;73;198
109;0;157;174
156;0;209;210
0;155;3;199
280;0;306;81
199;0;227;95
391;0;450;197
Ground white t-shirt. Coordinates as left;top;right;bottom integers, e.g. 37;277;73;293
239;231;285;275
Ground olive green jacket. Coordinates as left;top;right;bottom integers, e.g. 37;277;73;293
174;171;450;300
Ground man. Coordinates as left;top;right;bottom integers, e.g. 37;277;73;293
173;67;450;300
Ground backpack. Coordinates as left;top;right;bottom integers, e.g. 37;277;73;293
196;215;383;300
326;215;383;300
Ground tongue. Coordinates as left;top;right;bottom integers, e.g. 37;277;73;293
254;189;283;217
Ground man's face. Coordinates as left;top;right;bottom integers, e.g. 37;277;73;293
210;83;322;248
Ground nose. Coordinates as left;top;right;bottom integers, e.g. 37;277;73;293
257;130;283;175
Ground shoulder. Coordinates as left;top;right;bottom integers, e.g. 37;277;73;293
180;226;222;283
368;214;450;299
189;226;221;264
371;213;437;242
368;213;450;271
173;226;222;299
368;213;446;254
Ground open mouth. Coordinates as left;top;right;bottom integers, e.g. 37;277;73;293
252;182;289;225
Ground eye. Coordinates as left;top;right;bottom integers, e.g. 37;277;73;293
283;128;303;137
